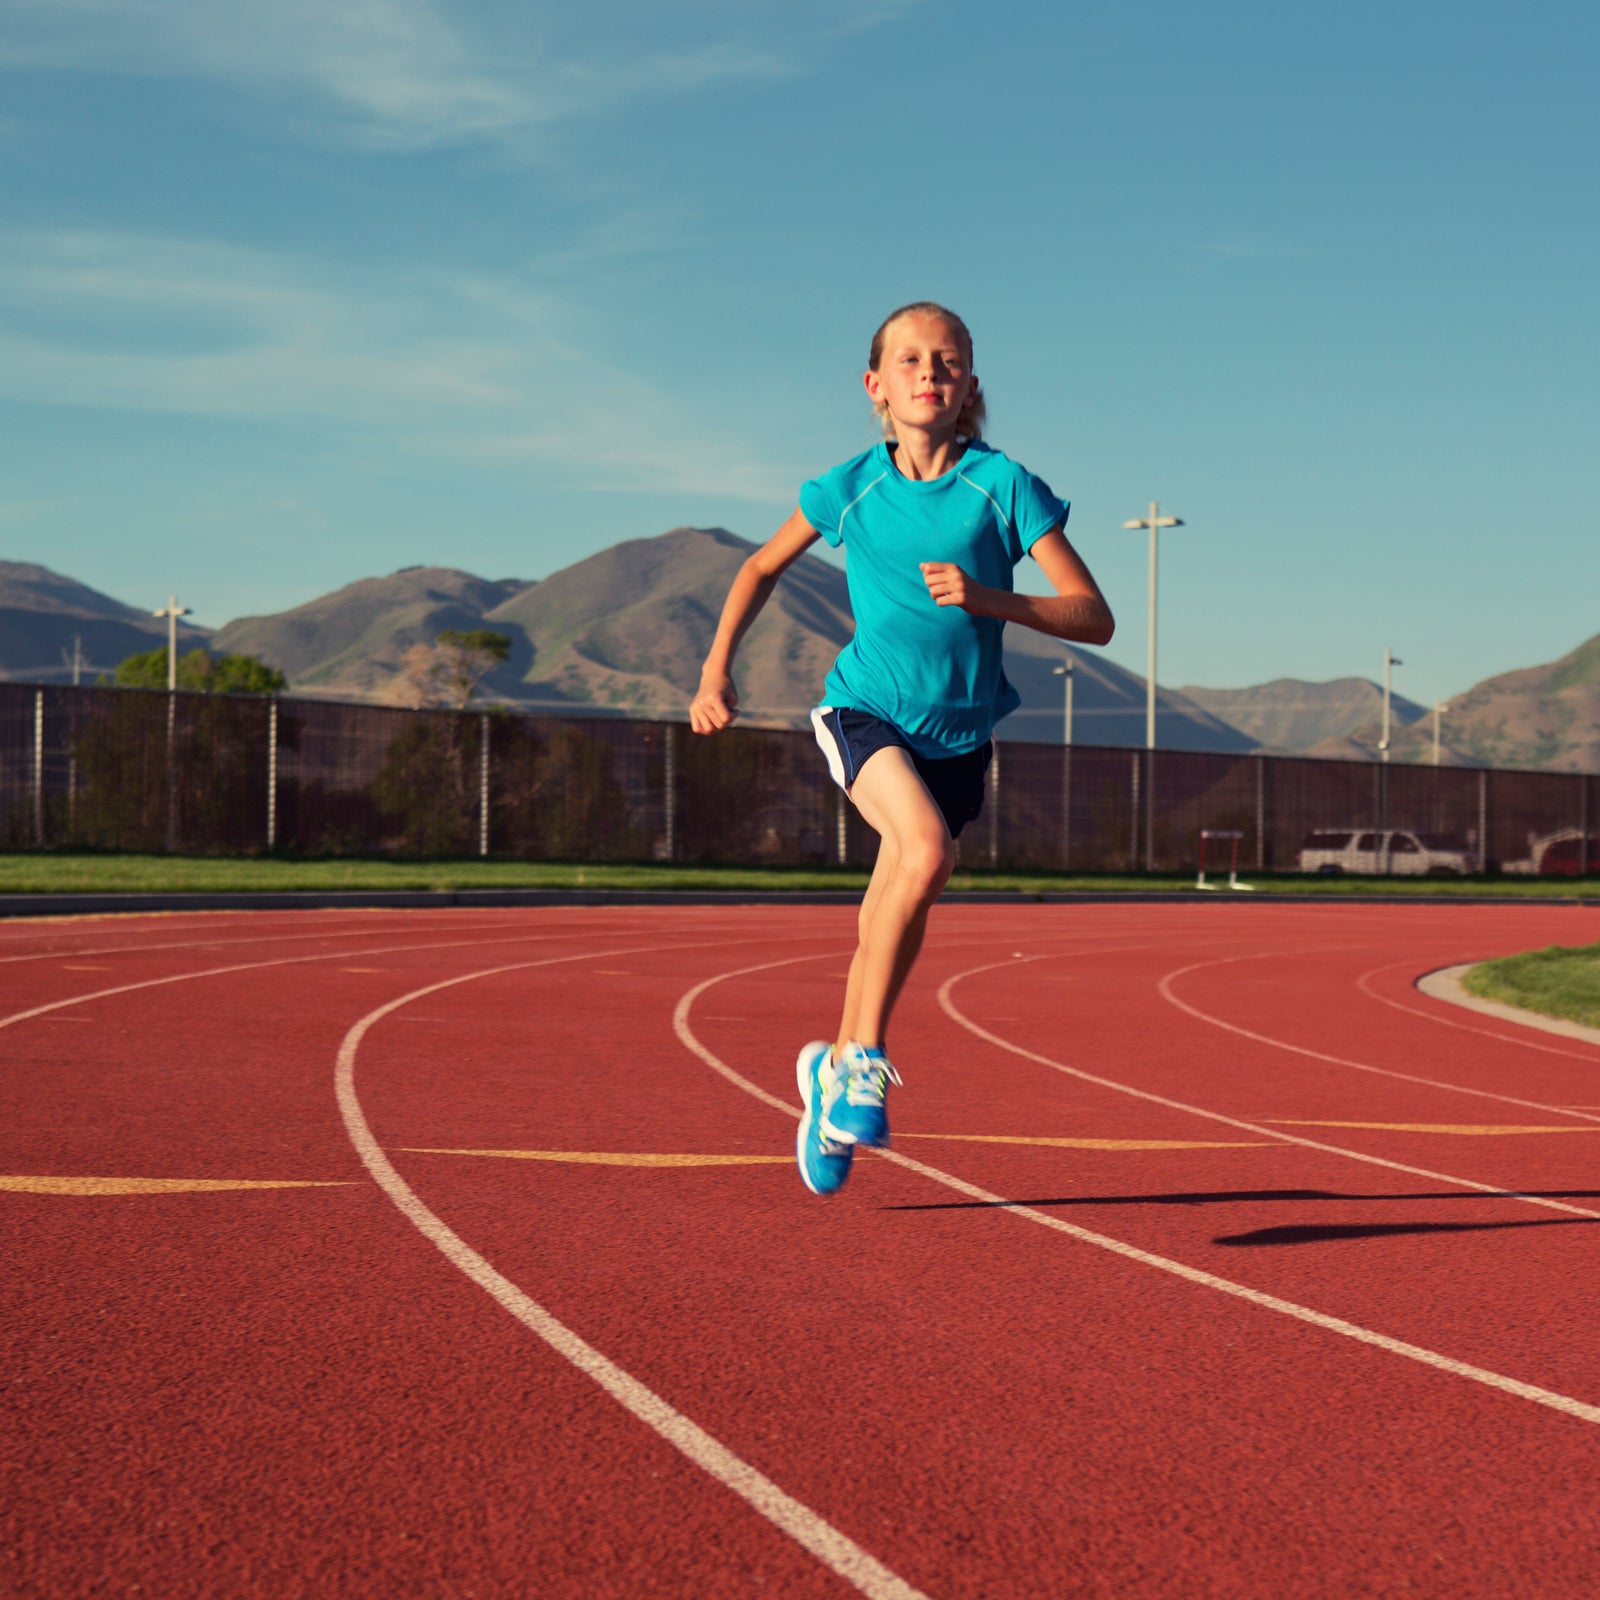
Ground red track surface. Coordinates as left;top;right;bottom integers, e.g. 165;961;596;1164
5;902;1600;1598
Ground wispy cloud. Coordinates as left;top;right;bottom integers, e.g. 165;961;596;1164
0;0;918;149
0;228;792;500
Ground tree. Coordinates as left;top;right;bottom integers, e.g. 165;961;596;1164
111;647;287;695
399;629;512;710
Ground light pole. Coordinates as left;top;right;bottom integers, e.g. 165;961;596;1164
1379;647;1402;763
1432;701;1449;766
1051;653;1075;746
153;595;191;690
1122;502;1184;749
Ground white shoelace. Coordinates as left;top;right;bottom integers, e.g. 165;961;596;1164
843;1051;902;1105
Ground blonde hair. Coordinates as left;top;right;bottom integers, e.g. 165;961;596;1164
867;301;986;441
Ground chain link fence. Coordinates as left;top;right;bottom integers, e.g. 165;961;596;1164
2;682;1595;875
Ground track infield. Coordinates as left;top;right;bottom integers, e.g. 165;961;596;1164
5;900;1600;1599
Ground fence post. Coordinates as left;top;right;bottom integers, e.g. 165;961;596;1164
1477;769;1489;874
1255;755;1267;870
32;688;44;847
988;740;1000;867
1144;748;1156;871
1578;772;1588;876
164;690;178;854
1061;742;1072;871
267;698;279;850
1130;750;1141;871
1375;760;1387;875
478;711;491;857
663;721;677;862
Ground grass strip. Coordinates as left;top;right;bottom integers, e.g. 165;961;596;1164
1461;943;1600;1031
0;854;1596;898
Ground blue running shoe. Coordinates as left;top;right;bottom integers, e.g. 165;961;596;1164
795;1041;854;1196
822;1042;902;1149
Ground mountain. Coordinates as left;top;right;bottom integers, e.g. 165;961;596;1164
1367;634;1600;773
212;567;535;703
0;562;211;682
483;526;1255;750
1177;677;1428;752
483;527;849;718
1284;636;1600;772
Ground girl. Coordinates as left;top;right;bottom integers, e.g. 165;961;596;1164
689;302;1114;1195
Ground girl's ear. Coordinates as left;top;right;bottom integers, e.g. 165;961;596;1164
862;368;882;404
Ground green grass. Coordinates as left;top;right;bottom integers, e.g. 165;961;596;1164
0;853;1596;898
1462;943;1600;1030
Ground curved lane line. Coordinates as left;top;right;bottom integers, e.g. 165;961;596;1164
337;954;931;1600
1157;952;1600;1125
0;919;554;969
940;957;1600;1219
0;930;635;1038
1355;961;1600;1061
673;956;1600;1433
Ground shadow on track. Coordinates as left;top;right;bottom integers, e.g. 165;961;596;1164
1215;1218;1600;1246
885;1187;1600;1213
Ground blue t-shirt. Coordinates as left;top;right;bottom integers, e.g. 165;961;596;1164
799;439;1068;757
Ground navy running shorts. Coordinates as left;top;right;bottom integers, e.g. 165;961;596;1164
811;706;992;839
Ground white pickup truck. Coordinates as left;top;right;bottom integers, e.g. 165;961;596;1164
1297;829;1474;876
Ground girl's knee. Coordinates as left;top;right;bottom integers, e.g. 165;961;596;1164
899;832;954;898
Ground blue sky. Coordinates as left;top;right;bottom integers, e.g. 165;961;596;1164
1;0;1595;709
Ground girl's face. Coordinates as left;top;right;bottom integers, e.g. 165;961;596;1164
864;312;976;439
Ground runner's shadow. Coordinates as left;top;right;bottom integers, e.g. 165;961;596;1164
886;1188;1600;1213
1216;1218;1600;1246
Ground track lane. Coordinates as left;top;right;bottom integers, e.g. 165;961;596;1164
365;916;1600;1597
10;902;1600;1600
4;914;871;1600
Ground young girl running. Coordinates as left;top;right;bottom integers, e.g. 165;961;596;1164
689;302;1115;1195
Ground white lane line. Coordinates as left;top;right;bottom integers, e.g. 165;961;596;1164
1157;952;1600;1126
337;956;931;1600
0;929;669;1038
672;958;1600;1433
1359;961;1600;1058
941;957;1600;1219
0;919;553;969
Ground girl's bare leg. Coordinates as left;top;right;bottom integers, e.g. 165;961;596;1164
834;747;953;1052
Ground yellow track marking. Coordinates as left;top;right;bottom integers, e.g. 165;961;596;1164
898;1133;1269;1151
1265;1121;1600;1136
0;1176;352;1195
591;970;633;976
401;1148;791;1167
340;967;388;973
62;964;110;971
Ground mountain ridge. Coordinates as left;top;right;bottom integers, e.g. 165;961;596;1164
1;549;1594;770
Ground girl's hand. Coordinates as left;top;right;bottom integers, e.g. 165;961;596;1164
690;673;738;734
920;561;989;613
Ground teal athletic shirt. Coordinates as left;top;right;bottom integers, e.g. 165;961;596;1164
799;439;1069;758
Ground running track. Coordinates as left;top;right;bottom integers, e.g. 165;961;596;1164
5;901;1600;1598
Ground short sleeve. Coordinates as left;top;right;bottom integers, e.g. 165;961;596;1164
799;472;845;548
1015;469;1069;556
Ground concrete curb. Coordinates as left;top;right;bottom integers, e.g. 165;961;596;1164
1416;964;1600;1050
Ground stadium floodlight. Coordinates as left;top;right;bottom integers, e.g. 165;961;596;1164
1379;647;1403;764
1051;653;1075;746
1122;502;1185;749
1433;701;1449;766
153;595;192;691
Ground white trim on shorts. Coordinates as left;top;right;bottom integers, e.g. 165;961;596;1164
810;706;852;791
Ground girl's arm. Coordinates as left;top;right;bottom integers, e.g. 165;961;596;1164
920;528;1115;646
690;507;822;733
